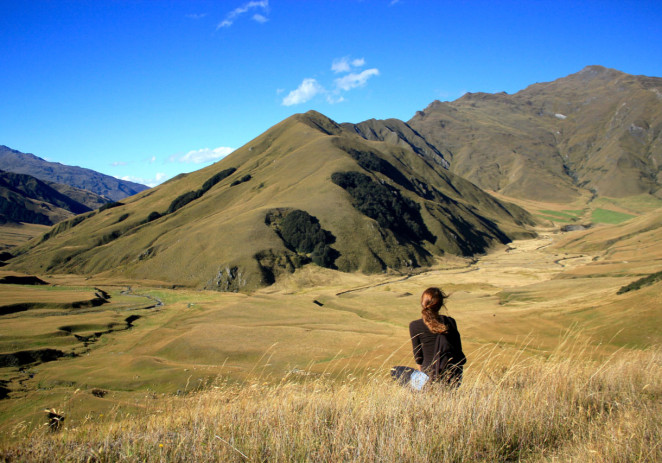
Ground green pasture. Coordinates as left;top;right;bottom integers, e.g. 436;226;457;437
591;208;636;224
593;194;662;214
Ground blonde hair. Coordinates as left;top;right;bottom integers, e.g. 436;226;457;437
421;287;449;334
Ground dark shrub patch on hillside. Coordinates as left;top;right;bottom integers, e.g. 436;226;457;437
98;201;123;212
201;168;237;193
98;230;122;246
280;210;330;254
265;209;338;269
617;270;662;294
117;213;129;223
168;168;237;214
146;211;162;222
334;141;416;192
168;191;201;214
331;171;433;243
230;174;252;187
310;242;338;268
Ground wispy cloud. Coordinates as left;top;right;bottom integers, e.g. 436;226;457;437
334;68;380;91
170;147;235;164
110;161;127;167
331;56;366;73
282;78;325;106
351;57;365;67
119;173;167;188
217;0;269;29
331;57;351;74
186;13;207;20
282;57;379;106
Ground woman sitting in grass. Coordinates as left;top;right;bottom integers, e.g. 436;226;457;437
392;287;466;389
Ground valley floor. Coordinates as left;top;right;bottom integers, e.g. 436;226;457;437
0;223;660;439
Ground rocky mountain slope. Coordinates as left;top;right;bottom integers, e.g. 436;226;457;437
8;111;535;291
0;145;148;201
351;66;662;202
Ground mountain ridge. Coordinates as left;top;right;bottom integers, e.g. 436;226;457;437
352;65;661;202
0;145;149;201
8;110;535;291
0;170;109;226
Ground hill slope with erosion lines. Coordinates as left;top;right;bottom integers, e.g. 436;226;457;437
8;111;535;291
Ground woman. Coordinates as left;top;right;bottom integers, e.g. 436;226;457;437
408;287;466;386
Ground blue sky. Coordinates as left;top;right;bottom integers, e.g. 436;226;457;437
1;0;661;187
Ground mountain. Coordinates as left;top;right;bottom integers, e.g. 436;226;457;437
0;145;149;201
341;118;451;169
42;180;109;211
352;66;662;202
0;170;107;225
8;111;535;291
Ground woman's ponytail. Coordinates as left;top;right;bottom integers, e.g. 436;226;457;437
421;287;448;334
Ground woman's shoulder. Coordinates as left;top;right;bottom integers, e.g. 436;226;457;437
409;318;427;332
441;315;459;330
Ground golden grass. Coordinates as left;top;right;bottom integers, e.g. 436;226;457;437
1;219;661;460
0;223;50;250
2;338;659;462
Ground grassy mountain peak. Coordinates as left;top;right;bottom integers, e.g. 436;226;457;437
8;112;534;291
404;66;662;201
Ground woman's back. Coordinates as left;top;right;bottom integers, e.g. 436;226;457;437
409;315;465;383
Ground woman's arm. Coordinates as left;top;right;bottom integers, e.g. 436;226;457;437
412;337;424;366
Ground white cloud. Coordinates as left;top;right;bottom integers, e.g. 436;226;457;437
351;58;365;67
172;147;235;164
334;68;380;91
326;94;345;104
282;58;378;106
120;173;168;188
110;161;127;167
332;56;366;73
282;78;325;106
332;57;351;74
218;0;269;29
252;13;268;23
186;13;207;20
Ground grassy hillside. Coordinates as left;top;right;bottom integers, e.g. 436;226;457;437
407;66;662;202
0;204;660;438
7;111;535;292
0;171;100;226
0;223;50;252
2;343;659;462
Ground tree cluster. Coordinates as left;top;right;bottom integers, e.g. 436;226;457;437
167;168;237;214
331;171;432;243
269;209;337;268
